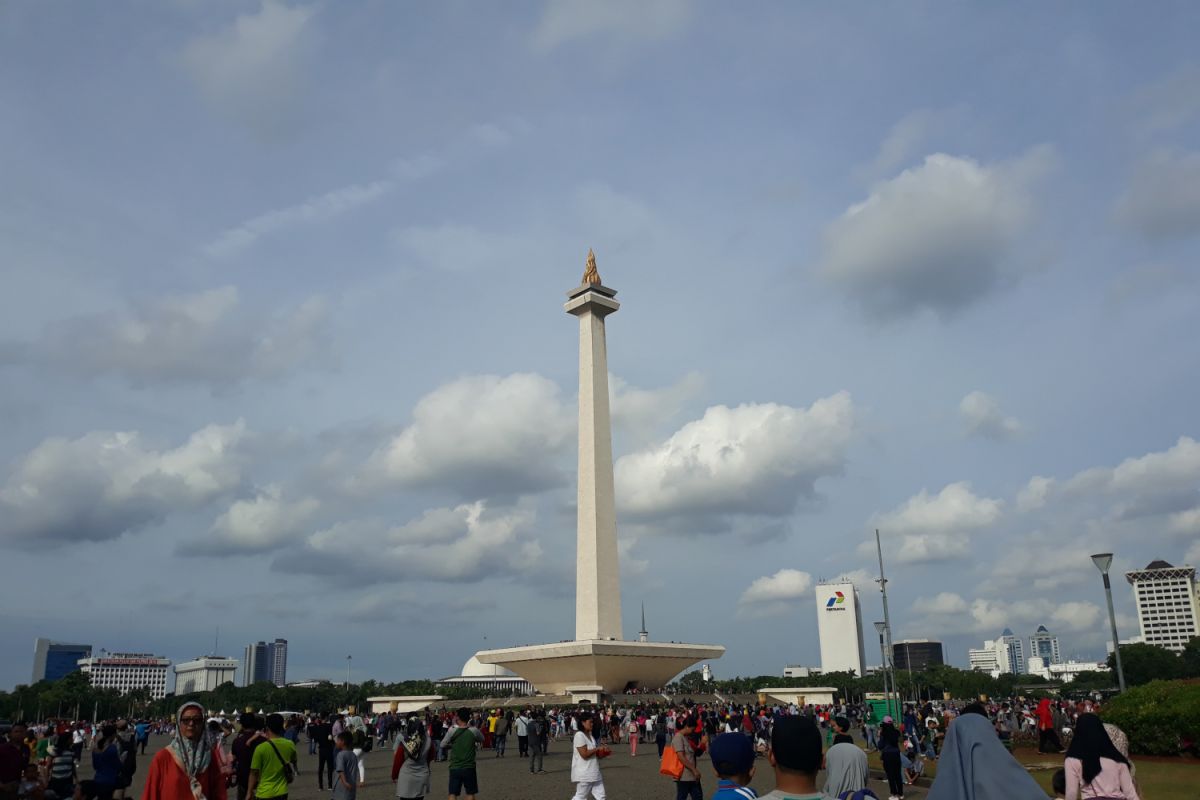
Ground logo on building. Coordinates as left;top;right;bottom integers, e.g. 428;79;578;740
825;591;846;610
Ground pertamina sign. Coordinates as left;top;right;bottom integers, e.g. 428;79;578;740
825;591;847;611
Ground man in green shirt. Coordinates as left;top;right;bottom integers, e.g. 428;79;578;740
438;708;483;800
758;717;825;800
248;713;297;800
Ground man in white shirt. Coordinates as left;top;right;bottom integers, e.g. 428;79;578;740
515;711;531;757
570;714;608;800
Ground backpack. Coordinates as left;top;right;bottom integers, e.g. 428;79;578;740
529;719;545;738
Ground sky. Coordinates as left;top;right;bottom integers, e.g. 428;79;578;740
2;1;1199;691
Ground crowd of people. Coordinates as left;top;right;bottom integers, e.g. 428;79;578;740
0;694;1147;800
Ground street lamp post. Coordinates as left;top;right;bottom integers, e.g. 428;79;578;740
346;655;352;688
1091;553;1127;692
874;621;890;711
875;529;898;716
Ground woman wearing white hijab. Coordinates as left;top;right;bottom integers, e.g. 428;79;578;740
142;702;227;800
927;710;1046;800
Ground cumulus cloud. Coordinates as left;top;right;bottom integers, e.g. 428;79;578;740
532;0;690;51
181;484;319;555
0;422;247;547
914;591;1102;635
819;148;1054;319
3;287;329;387
1168;507;1200;536
360;373;573;497
610;372;704;445
959;391;1023;441
1116;149;1200;240
615;391;855;523
273;501;541;583
738;569;813;617
1063;436;1200;518
912;592;968;615
868;482;1003;563
181;0;316;136
855;106;968;181
1016;476;1054;512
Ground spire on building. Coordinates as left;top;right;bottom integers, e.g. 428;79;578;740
638;603;649;642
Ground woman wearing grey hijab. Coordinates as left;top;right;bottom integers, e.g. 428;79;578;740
927;712;1046;800
142;701;226;800
822;741;870;799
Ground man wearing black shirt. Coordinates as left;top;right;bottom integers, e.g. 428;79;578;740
307;715;334;790
231;715;267;800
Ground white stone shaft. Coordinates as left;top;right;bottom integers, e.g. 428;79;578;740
565;288;622;641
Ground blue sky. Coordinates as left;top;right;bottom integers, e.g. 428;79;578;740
2;1;1199;690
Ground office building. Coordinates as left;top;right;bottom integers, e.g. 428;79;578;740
1125;560;1199;653
892;639;944;672
815;581;866;677
968;646;999;674
243;638;288;687
174;656;239;694
1028;625;1061;668
78;653;170;700
782;665;823;678
32;639;92;684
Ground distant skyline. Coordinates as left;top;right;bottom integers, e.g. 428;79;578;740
3;1;1200;690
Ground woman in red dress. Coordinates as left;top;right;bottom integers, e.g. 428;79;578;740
142;702;227;800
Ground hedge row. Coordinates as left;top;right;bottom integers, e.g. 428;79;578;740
1101;680;1200;756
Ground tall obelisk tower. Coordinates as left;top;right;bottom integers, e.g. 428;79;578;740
565;249;623;642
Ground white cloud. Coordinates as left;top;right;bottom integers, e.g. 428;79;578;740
1063;436;1200;517
1116;149;1200;240
615;391;855;521
913;591;1102;636
1168;507;1200;536
855;107;967;181
0;422;246;547
532;0;690;51
9;287;329;387
1016;476;1054;512
869;482;1003;563
610;372;704;445
205;180;392;259
274;501;541;583
912;592;968;615
738;569;813;617
819;148;1054;319
959;391;1023;440
361;373;573;497
181;0;316;136
183;484;319;555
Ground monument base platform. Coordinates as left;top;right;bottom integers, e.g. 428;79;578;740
473;639;725;696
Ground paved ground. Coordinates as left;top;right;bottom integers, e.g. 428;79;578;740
121;735;932;800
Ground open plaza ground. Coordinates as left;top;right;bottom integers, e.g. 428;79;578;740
104;734;1200;800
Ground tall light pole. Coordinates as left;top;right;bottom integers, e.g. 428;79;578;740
346;655;352;688
874;621;890;713
875;529;897;716
1091;553;1127;692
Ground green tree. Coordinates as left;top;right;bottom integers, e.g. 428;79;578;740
1180;637;1200;679
1108;642;1183;686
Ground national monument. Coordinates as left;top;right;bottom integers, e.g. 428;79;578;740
474;251;724;701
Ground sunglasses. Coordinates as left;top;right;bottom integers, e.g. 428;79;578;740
180;718;204;725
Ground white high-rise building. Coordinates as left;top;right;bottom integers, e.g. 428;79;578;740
1125;560;1199;652
994;629;1025;674
269;639;288;686
968;645;999;674
815;581;866;676
174;656;239;694
78;653;170;700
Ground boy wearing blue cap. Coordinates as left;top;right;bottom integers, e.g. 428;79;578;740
709;733;757;800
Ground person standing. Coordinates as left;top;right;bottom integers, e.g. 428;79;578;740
141;702;227;800
332;733;358;800
628;716;639;757
247;714;296;800
514;711;530;758
439;709;482;800
46;734;76;799
134;723;150;757
231;715;266;800
879;716;904;800
1063;714;1139;800
307;716;334;791
390;718;432;800
755;717;824;800
92;726;122;800
570;715;609;800
528;713;546;775
671;716;703;800
493;714;510;758
1037;700;1065;755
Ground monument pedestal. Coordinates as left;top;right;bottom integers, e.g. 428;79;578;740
474;639;725;696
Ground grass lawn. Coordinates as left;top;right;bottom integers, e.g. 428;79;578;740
867;747;1199;799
